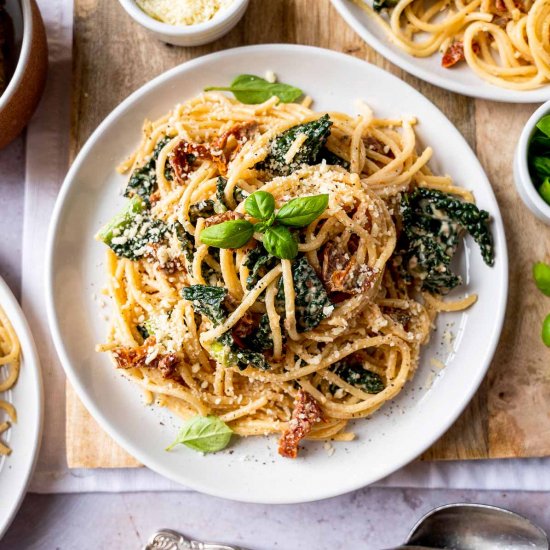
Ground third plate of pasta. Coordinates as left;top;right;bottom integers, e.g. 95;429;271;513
47;45;507;503
331;0;550;101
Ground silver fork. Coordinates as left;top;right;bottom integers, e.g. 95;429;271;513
143;529;253;550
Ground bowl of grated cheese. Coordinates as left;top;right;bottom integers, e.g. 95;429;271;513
118;0;249;46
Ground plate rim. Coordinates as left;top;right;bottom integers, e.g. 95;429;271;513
45;43;509;504
0;276;43;538
330;0;550;103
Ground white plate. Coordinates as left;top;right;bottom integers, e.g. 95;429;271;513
331;0;550;103
0;276;43;538
46;44;508;504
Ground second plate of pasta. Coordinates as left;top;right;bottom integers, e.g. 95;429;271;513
47;45;507;503
331;0;550;102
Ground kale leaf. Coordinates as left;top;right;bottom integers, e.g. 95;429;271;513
172;221;194;264
319;147;350;169
124;136;171;204
243;246;278;289
96;195;168;260
136;324;149;341
245;314;274;352
217;332;269;371
399;188;494;294
188;200;216;225
331;361;385;394
216;176;249;209
257;114;333;176
181;285;227;326
216;177;229;212
290;256;333;332
373;0;399;11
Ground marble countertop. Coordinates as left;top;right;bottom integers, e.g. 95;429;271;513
2;137;550;550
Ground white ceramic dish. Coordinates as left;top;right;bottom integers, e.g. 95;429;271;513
330;0;550;103
0;276;43;539
118;0;249;46
46;44;508;504
514;100;550;224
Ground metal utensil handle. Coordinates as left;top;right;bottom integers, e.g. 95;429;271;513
144;529;250;550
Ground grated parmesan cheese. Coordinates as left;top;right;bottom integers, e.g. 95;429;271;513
136;0;234;26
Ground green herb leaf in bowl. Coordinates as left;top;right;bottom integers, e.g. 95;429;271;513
536;115;550;138
533;262;550;296
542;314;550;347
205;74;303;105
539;178;550;204
166;415;233;453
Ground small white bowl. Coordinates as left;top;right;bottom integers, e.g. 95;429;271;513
514;100;550;224
118;0;249;46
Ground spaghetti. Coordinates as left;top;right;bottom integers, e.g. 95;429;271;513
96;90;491;457
0;304;20;456
352;0;550;90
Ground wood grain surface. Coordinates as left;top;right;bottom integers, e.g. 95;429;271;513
68;0;547;468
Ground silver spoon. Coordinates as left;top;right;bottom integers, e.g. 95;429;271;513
403;503;549;549
144;503;548;550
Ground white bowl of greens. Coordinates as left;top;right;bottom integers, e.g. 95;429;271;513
514;100;550;225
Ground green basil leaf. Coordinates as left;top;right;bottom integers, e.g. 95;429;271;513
245;191;275;220
166;415;233;453
263;226;298;259
531;156;550;179
200;219;254;249
539;178;550;205
543;314;550;347
275;194;329;227
204;74;303;105
536;115;550;138
533;262;550;296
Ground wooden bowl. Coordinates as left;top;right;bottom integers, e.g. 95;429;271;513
0;0;48;149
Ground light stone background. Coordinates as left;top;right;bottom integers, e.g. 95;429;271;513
2;136;550;549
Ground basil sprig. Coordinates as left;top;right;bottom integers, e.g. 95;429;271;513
166;415;233;453
199;191;328;260
204;74;303;105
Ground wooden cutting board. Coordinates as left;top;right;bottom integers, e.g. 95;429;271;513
67;0;549;469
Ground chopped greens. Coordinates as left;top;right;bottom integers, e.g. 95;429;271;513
136;324;149;341
124;136;171;204
181;285;227;326
173;221;195;265
331;361;385;394
217;332;269;371
290;256;334;332
216;176;249;210
188;199;216;225
243;246;278;289
399;188;494;294
257;114;333;176
96;196;168;260
215;177;229;212
245;314;273;352
373;0;399;11
319;147;350;169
